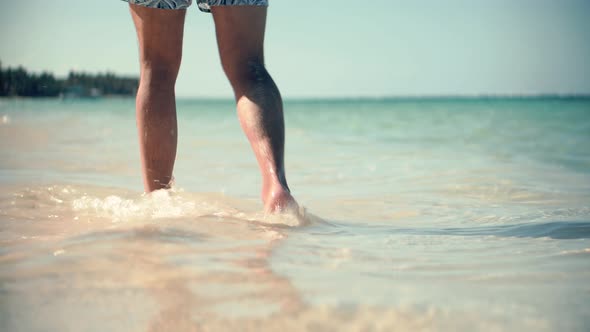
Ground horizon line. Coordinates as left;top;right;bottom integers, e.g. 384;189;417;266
177;94;590;101
2;94;590;101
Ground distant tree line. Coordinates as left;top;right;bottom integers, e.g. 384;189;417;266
0;62;138;97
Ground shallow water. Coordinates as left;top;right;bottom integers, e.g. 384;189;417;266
1;97;589;331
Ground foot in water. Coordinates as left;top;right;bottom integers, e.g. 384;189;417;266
263;185;298;214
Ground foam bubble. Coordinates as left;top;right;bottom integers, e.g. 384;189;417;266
240;205;312;228
72;188;212;222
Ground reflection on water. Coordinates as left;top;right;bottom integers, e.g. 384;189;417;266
1;185;306;331
1;184;589;331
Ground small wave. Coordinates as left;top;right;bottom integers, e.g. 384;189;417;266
2;184;314;228
329;220;590;240
489;221;590;239
559;248;590;255
72;188;313;227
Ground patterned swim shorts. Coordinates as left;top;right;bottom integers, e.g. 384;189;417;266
123;0;268;12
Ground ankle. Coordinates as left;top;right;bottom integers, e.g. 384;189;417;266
263;186;296;213
262;177;288;199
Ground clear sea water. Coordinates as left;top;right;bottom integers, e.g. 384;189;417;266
1;97;589;331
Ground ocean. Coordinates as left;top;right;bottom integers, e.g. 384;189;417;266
1;97;589;331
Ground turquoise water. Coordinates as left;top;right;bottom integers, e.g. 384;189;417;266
1;97;589;331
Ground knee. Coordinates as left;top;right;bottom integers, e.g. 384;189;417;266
222;58;270;88
139;57;181;89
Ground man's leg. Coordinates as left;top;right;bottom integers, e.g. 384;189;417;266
130;4;185;192
211;6;297;213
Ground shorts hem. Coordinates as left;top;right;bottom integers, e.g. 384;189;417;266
121;0;268;12
122;0;192;10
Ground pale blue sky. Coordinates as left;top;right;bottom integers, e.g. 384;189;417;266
1;0;589;98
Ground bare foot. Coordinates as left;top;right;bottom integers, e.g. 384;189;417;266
263;186;298;214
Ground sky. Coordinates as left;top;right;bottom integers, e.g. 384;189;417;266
1;0;589;98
